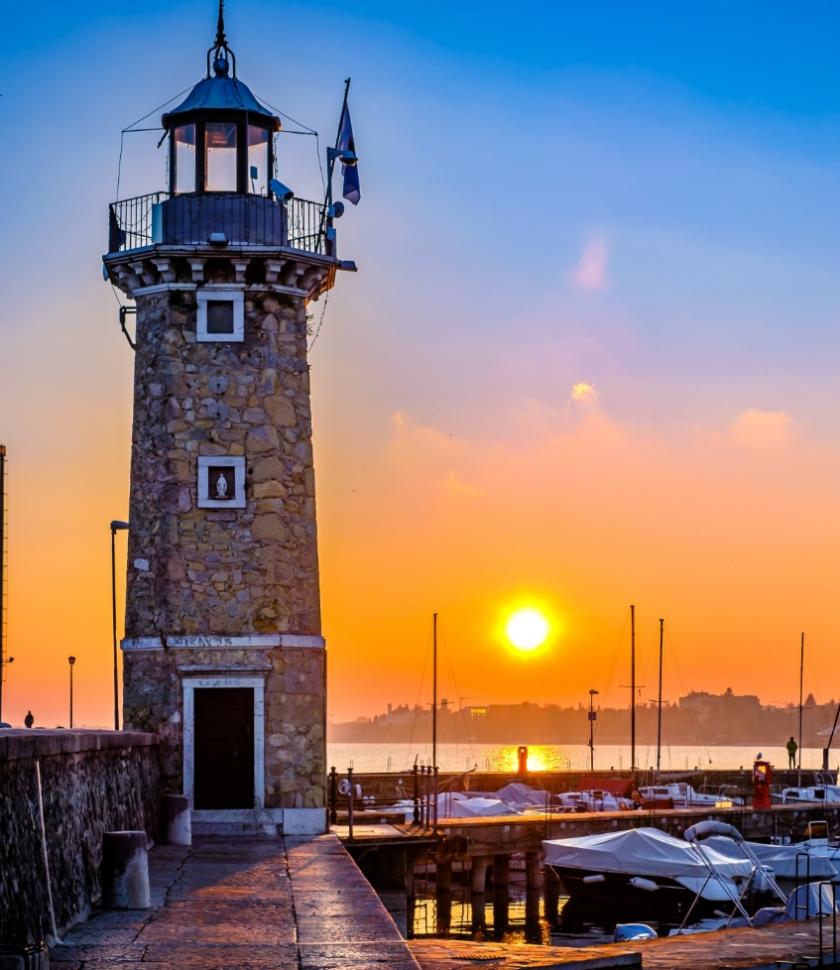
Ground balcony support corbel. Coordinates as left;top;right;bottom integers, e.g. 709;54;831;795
188;259;206;283
232;259;251;284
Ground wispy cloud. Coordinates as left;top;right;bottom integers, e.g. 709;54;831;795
569;237;610;292
729;408;794;450
570;381;599;407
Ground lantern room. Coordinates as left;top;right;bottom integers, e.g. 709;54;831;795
162;17;280;197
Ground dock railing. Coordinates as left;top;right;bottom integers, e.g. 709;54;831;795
817;879;839;963
330;764;443;834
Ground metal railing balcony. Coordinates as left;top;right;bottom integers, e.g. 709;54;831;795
107;191;329;257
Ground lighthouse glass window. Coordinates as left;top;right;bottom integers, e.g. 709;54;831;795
198;456;246;509
205;122;238;192
173;125;196;194
248;126;269;195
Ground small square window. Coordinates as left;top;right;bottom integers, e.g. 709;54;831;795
206;300;235;334
198;456;246;509
197;288;244;342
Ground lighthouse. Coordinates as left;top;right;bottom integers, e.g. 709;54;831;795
103;7;355;834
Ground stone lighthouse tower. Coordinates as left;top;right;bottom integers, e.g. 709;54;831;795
103;10;353;834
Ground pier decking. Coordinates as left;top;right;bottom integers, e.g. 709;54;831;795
50;836;420;970
47;831;839;970
411;920;831;969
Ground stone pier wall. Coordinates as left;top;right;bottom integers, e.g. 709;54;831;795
0;730;159;945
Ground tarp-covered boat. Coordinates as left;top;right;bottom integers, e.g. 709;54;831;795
543;827;754;921
701;835;840;883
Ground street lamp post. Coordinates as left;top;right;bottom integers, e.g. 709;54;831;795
68;655;76;729
588;689;599;772
110;520;130;731
0;655;13;725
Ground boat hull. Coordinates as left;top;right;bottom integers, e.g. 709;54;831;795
548;864;733;926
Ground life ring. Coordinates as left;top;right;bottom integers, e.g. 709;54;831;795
338;778;352;797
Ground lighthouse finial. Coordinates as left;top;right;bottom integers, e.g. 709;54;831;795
215;0;227;49
208;0;235;78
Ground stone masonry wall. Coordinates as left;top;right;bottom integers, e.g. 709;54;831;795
125;282;320;639
0;730;159;945
123;644;324;809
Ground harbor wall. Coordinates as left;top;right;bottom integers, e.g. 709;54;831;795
0;729;160;945
341;767;837;801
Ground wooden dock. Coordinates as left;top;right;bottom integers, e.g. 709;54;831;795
411;920;835;969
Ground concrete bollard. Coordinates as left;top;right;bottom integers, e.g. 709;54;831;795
161;793;191;846
101;831;151;909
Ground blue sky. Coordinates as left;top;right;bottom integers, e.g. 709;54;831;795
6;2;840;721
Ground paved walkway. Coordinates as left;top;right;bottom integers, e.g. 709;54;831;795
51;835;420;970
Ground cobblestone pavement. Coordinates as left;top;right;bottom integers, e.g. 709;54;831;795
50;835;420;970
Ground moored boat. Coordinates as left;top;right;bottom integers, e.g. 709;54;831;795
543;827;754;923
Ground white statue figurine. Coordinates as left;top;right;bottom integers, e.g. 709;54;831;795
215;473;229;499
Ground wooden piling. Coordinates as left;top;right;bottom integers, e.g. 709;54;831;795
524;850;541;942
435;858;452;935
492;853;510;939
470;855;489;935
544;864;561;925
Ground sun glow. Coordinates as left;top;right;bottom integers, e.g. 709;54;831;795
505;607;551;652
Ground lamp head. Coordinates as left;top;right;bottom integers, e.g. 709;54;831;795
110;520;130;532
269;179;294;203
68;656;76;666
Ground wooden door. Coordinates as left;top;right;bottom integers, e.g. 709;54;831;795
193;687;255;809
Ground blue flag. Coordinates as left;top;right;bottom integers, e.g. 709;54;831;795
336;103;361;205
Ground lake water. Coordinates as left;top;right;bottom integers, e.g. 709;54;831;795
327;741;832;773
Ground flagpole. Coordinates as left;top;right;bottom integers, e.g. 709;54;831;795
326;77;352;211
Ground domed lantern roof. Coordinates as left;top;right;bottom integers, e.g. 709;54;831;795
162;1;280;196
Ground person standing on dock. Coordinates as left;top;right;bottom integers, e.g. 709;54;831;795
24;710;34;729
786;736;798;769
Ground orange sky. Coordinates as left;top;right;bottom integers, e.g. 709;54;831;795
5;3;840;728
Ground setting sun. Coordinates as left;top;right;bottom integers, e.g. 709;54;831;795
505;607;551;652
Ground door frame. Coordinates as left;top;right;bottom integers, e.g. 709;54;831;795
183;675;265;818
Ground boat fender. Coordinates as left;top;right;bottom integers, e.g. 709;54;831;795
582;873;606;884
614;923;657;942
628;876;659;892
685;820;742;843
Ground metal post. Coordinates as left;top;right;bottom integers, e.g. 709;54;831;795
656;618;664;774
347;765;354;840
588;689;598;772
799;631;805;784
111;527;118;731
110;521;129;732
433;766;439;831
630;603;636;771
68;656;76;728
0;445;5;725
412;763;420;824
432;612;438;774
329;766;337;824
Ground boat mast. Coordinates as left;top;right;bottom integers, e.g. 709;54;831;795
432;612;438;772
0;445;5;725
656;617;664;775
798;631;804;785
630;603;636;772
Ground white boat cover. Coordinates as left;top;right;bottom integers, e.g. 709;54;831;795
786;882;840;920
494;782;549;807
543;827;754;901
701;836;840;881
